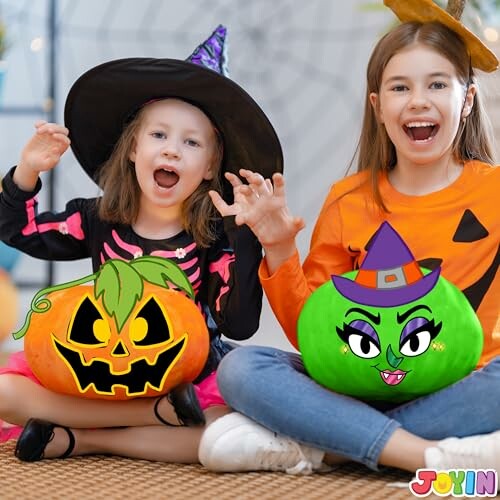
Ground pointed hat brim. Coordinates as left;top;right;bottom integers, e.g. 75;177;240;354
384;0;499;73
332;268;440;307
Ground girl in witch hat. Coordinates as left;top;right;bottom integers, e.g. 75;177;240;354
199;0;500;478
0;25;290;465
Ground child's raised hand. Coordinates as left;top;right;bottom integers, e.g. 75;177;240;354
21;121;70;173
14;121;70;192
210;169;305;252
209;172;247;218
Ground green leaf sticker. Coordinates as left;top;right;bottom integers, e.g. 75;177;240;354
130;256;194;299
95;259;144;331
13;255;194;340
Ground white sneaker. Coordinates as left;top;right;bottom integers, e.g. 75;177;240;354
199;412;326;475
424;430;500;472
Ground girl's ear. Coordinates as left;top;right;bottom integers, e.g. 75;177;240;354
129;136;139;163
203;165;214;181
369;92;383;123
462;83;477;119
129;147;136;163
204;144;220;181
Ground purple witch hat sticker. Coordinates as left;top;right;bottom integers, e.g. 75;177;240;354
187;24;228;76
332;222;440;307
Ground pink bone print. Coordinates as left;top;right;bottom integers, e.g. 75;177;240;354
151;241;197;258
102;242;126;261
215;285;230;312
110;230;199;268
209;253;235;284
100;231;202;287
209;253;235;311
111;230;143;258
22;198;84;239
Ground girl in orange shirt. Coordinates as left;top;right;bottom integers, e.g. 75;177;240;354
199;0;500;478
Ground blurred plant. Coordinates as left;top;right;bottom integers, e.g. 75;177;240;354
0;17;8;60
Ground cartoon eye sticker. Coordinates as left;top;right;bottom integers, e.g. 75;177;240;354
68;295;111;348
336;319;381;359
399;316;442;357
130;296;173;348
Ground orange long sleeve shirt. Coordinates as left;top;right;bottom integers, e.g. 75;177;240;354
260;161;499;367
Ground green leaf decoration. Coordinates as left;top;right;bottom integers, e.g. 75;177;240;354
95;259;144;332
130;256;194;300
12;256;194;340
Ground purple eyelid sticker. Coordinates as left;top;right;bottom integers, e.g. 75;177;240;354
400;316;429;344
349;319;379;344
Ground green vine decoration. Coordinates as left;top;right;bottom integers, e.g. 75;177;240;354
13;256;194;339
12;272;98;340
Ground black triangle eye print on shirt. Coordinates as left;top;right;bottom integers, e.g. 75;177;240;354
452;209;489;242
452;209;498;311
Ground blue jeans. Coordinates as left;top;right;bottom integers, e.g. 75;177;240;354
216;346;500;470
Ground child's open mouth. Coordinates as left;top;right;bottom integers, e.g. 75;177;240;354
154;168;179;188
403;121;439;142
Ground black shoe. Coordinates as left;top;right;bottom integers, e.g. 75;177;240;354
15;418;75;462
154;383;205;427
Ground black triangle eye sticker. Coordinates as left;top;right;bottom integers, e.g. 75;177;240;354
453;209;489;242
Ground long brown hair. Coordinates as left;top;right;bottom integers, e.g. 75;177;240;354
354;21;495;211
97;100;223;247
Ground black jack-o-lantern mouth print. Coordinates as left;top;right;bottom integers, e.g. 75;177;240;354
52;293;188;396
52;334;186;396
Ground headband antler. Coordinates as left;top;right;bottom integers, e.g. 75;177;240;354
446;0;465;20
384;0;499;73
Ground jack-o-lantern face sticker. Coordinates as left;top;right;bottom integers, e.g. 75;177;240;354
298;222;484;403
15;257;209;400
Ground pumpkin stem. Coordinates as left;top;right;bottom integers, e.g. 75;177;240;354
12;272;98;340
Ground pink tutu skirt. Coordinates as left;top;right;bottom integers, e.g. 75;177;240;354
0;351;225;442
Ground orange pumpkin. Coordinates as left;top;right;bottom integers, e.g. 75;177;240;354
19;257;209;400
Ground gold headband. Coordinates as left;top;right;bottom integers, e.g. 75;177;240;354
384;0;499;73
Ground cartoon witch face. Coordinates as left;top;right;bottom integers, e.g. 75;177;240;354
298;222;483;403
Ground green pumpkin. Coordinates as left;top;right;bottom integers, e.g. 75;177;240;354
298;269;483;403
